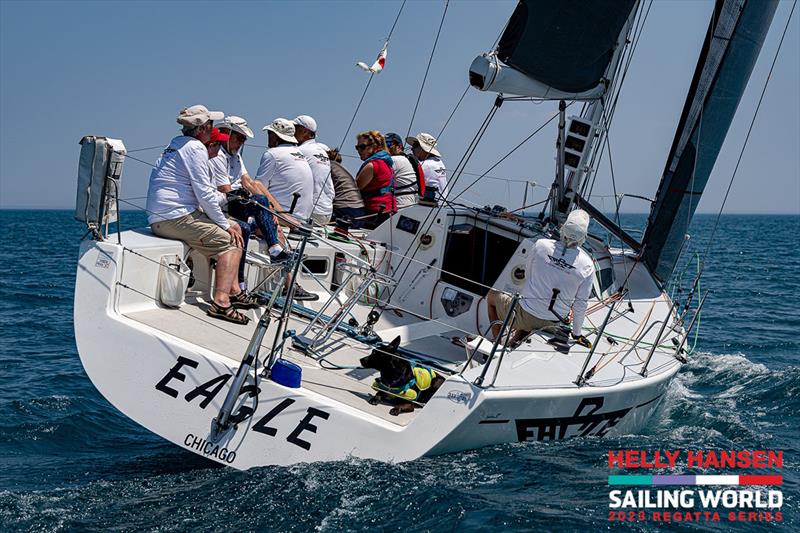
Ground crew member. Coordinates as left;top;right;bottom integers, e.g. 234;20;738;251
487;209;595;345
255;118;314;223
293;115;334;225
146;105;256;325
385;132;424;207
407;132;446;196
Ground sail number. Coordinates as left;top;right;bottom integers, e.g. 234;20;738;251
155;356;330;457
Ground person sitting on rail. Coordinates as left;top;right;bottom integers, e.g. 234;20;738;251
354;130;396;228
487;209;596;346
293;115;334;226
385;132;424;208
145;105;258;325
327;148;367;228
407;132;446;197
254;117;318;302
255;118;314;224
211;116;288;274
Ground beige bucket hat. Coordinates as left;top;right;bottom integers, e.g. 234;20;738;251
405;132;441;157
217;115;254;139
177;104;224;127
262;118;297;143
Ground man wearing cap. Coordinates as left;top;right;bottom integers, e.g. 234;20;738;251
385;132;424;208
293;115;334;225
407;132;447;196
146;105;256;325
487;209;596;346
255;118;314;223
212;116;288;266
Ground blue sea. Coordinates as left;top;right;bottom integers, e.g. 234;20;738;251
1;210;797;532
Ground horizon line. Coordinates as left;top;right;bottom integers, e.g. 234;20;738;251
1;207;798;216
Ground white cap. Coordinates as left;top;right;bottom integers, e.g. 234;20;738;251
561;209;590;246
406;132;441;157
217;115;254;139
176;105;224;127
293;115;317;133
262;118;297;143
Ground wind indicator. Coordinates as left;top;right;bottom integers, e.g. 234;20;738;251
356;42;388;74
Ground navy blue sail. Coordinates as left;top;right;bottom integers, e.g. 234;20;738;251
496;0;637;93
642;0;778;282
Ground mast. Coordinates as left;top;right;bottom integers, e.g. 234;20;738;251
469;0;640;223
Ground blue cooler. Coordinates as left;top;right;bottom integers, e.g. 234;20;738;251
270;359;302;388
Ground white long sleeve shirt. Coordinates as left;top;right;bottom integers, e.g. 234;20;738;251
146;136;229;229
519;238;595;333
254;144;314;221
298;139;334;217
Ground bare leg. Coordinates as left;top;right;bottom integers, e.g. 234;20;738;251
213;248;242;306
487;290;501;338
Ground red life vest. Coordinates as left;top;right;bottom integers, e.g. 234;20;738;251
361;158;396;213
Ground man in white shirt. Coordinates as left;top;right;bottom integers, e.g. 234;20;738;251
407;132;447;196
146;105;255;325
255;118;314;223
385;132;423;207
487;210;596;345
293;115;334;225
212;116;287;264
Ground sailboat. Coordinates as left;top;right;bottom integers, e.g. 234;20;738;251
73;0;778;469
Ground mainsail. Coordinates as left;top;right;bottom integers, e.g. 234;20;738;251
642;0;778;283
497;0;637;93
470;0;637;99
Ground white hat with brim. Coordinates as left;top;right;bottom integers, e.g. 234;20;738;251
263;118;297;143
293;115;317;133
177;104;224;127
217;115;254;139
405;132;441;157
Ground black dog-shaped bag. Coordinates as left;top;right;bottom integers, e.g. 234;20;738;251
359;336;445;415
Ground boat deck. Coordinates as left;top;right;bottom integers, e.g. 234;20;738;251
121;296;469;426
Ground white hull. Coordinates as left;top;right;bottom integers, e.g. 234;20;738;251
75;211;682;469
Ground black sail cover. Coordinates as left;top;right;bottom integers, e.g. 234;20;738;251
497;0;637;93
642;0;778;283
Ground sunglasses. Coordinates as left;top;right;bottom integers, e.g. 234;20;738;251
355;142;373;150
207;141;222;147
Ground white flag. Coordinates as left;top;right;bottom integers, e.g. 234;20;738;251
356;43;388;74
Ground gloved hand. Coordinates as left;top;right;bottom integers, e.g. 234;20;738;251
572;334;592;349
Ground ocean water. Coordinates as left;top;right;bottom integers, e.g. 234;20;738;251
0;209;797;532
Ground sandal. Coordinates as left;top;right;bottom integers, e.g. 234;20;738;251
207;302;250;325
230;291;262;309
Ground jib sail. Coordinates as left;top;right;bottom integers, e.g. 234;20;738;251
642;0;778;282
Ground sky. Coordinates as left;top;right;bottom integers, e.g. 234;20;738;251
0;0;797;215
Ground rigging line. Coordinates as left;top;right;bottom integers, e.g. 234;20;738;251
127;145;167;153
584;0;653;201
450;107;565;203
405;0;450;139
337;74;375;151
436;84;470;140
336;0;407;150
604;133;622;232
374;102;501;306
701;0;796;265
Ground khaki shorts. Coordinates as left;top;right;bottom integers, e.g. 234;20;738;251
151;210;237;259
494;291;557;333
311;212;331;226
